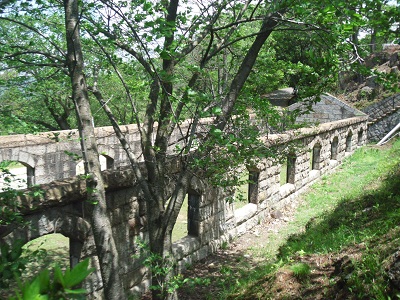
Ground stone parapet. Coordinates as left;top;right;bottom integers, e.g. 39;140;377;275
0;114;368;299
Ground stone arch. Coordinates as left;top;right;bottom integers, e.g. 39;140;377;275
1;150;37;188
0;160;35;189
0;150;37;171
1;210;90;245
1;209;90;268
308;136;323;150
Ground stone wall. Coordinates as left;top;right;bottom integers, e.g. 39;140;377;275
0;118;211;186
363;93;400;141
289;93;365;124
0;115;368;299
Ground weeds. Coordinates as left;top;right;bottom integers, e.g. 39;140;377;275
185;139;400;299
290;262;311;281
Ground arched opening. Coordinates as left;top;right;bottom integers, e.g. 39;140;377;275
99;154;114;170
281;154;296;185
0;160;35;191
248;170;259;204
311;143;322;170
187;191;200;237
171;188;203;243
331;137;339;160
171;195;188;242
234;170;250;210
75;160;85;176
75;154;114;175
357;129;363;146
0;233;70;298
233;169;260;210
287;154;296;184
346;132;353;152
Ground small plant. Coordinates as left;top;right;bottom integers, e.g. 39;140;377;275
290;262;311;280
134;238;183;297
221;241;229;250
220;265;232;276
10;258;94;300
0;240;28;288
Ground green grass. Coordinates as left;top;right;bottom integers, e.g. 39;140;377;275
234;171;250;210
0;234;70;298
21;234;70;274
213;138;400;299
172;195;189;242
290;262;311;280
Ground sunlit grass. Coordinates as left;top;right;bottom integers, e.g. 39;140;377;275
214;138;400;299
172;195;189;242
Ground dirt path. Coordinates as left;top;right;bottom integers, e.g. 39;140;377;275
177;196;310;299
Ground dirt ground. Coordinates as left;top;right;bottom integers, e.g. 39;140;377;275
176;197;365;300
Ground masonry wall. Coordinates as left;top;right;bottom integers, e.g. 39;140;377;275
362;93;400;141
0;115;367;299
0;118;213;187
289;93;365;124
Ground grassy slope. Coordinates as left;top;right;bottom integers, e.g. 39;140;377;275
219;139;400;299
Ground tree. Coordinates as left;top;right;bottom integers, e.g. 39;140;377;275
63;0;125;298
0;8;147;132
79;1;356;299
1;0;393;299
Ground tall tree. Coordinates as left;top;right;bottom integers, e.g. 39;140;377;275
2;0;395;299
63;0;124;298
80;1;355;299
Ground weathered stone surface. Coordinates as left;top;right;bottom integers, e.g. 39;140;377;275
271;209;284;219
0;114;368;299
363;94;400;141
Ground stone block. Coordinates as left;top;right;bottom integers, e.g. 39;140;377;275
234;203;257;225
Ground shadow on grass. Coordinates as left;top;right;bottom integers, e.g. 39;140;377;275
178;249;277;300
277;162;400;260
178;145;400;299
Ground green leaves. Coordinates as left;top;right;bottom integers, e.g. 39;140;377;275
55;259;94;289
0;240;27;288
10;259;94;300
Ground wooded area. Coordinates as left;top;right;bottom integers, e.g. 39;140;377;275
0;0;399;299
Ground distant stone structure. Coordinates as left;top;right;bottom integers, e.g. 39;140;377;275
289;93;365;124
0;109;368;298
363;93;400;141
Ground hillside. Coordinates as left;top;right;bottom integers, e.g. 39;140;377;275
336;44;400;110
177;139;400;300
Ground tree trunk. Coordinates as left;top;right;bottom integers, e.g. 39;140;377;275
217;13;282;129
63;1;125;299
